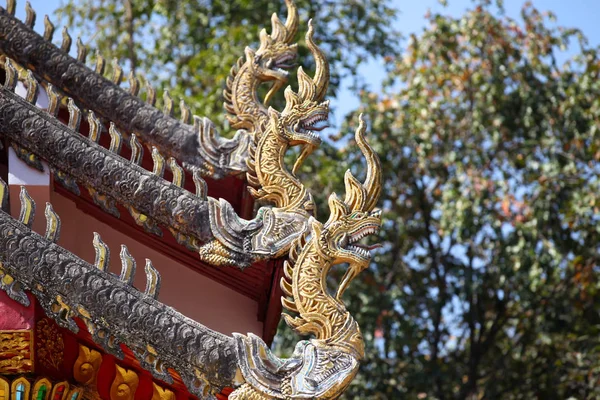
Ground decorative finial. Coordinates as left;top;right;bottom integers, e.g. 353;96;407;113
92;233;109;271
119;245;136;285
108;123;123;154
144;259;161;299
19;186;35;228
151;147;165;177
43;15;55;41
67;98;82;131
44;203;61;243
130;134;144;165
168;158;184;187
76;37;87;62
61;26;72;53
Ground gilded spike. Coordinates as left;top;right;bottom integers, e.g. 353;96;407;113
280;276;293;297
281;297;298;313
46;84;59;117
43;15;55;41
145;82;156;106
4;58;17;90
24;1;35;28
95;50;105;75
108;123;123;154
119;245;136;285
0;178;8;212
76;37;88;63
168;158;184;187
129;134;144;165
283;260;294;280
192;170;207;199
67;98;82;131
24;70;38;104
180;100;191;124
151;147;165;177
162;90;173;117
19;186;35;228
128;72;140;96
87;111;101;142
61;26;72;53
144;259;161;299
92;233;109;271
6;0;15;16
44;202;61;243
111;58;123;85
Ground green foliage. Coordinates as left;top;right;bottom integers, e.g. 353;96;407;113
56;0;399;126
307;1;599;398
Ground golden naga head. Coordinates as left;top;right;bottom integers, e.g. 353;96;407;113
246;0;299;104
268;19;331;174
314;115;383;299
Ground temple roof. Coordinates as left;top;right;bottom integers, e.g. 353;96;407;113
0;1;384;398
0;6;250;179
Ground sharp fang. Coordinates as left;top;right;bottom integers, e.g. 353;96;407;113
293;144;316;175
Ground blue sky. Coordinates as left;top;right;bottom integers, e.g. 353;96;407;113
22;0;600;127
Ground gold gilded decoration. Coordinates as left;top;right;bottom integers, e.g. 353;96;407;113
223;0;298;134
0;377;9;400
247;21;330;214
73;344;102;387
10;378;30;400
32;379;51;400
35;318;64;371
1;378;83;400
151;383;174;400
110;365;138;400
0;330;33;374
232;115;382;399
49;382;70;400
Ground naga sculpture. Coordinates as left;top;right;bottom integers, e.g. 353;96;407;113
231;116;381;399
200;23;331;264
246;22;329;215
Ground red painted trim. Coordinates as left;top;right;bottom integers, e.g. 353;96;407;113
262;259;285;345
55;184;269;302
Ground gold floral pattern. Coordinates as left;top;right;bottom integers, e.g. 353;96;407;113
35;318;64;371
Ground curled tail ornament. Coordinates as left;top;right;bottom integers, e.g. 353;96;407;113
231;115;383;399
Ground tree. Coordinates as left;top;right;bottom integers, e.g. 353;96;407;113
56;0;398;124
319;1;600;398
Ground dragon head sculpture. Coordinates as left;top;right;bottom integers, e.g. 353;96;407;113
316;116;383;300
247;0;299;105
232;115;383;399
225;0;299;132
248;21;330;213
271;20;330;173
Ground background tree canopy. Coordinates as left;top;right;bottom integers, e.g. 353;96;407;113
57;0;398;123
58;0;599;398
